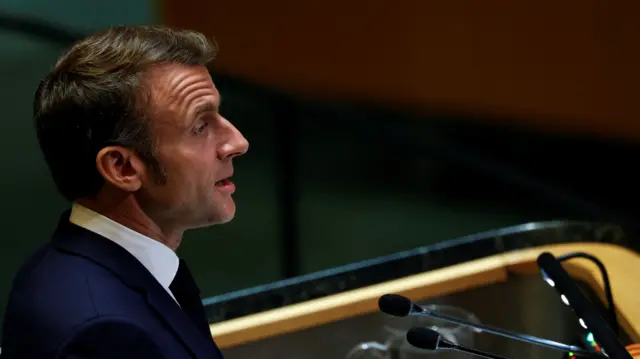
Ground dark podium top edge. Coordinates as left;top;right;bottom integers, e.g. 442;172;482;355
203;220;630;323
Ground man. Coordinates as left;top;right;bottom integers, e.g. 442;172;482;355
1;25;248;358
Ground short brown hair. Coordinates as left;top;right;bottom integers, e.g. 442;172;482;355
34;25;217;202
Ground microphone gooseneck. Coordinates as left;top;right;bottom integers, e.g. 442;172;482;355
379;294;604;358
406;327;512;359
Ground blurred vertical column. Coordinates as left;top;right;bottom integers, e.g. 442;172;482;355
273;94;300;278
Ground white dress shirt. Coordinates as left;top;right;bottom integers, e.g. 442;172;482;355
69;202;180;303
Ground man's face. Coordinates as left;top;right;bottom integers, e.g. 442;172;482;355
136;63;248;230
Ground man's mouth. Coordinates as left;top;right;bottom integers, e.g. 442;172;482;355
214;177;235;194
215;178;231;186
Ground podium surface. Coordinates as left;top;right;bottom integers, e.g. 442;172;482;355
203;219;638;359
210;243;639;348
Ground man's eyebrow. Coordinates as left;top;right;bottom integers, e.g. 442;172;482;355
193;101;218;118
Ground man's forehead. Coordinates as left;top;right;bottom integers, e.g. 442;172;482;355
146;63;215;90
144;64;219;113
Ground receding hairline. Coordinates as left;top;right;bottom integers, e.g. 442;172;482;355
52;25;218;75
136;62;220;124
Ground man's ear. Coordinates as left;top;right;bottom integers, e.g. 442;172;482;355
95;146;144;192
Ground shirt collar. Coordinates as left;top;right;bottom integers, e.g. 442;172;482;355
69;202;180;293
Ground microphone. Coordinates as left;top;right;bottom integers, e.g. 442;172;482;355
537;252;632;359
378;294;603;358
407;327;512;359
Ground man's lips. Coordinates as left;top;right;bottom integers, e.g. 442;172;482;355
215;171;233;184
214;177;235;194
214;178;229;186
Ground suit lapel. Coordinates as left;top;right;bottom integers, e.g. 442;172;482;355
51;212;219;359
144;282;220;359
171;260;215;338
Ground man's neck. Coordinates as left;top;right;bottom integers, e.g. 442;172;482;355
76;195;183;251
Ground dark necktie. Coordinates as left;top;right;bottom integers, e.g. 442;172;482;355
169;260;211;338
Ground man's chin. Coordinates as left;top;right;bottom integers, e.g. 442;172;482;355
207;201;236;226
189;212;235;230
186;198;236;229
215;209;236;224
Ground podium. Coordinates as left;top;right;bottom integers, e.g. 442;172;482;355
203;222;639;358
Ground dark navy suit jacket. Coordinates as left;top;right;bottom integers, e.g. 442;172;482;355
1;212;224;359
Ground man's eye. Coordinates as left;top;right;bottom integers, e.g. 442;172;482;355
193;122;209;135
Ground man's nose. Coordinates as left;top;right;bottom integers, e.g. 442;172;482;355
218;117;249;160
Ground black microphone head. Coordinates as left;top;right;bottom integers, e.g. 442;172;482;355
378;294;412;317
406;327;441;350
536;252;556;267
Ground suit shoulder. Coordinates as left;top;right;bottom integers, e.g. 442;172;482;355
55;316;166;359
1;244;141;353
6;247;90;317
7;241;149;316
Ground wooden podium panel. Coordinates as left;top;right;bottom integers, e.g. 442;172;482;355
163;1;640;140
208;243;640;348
